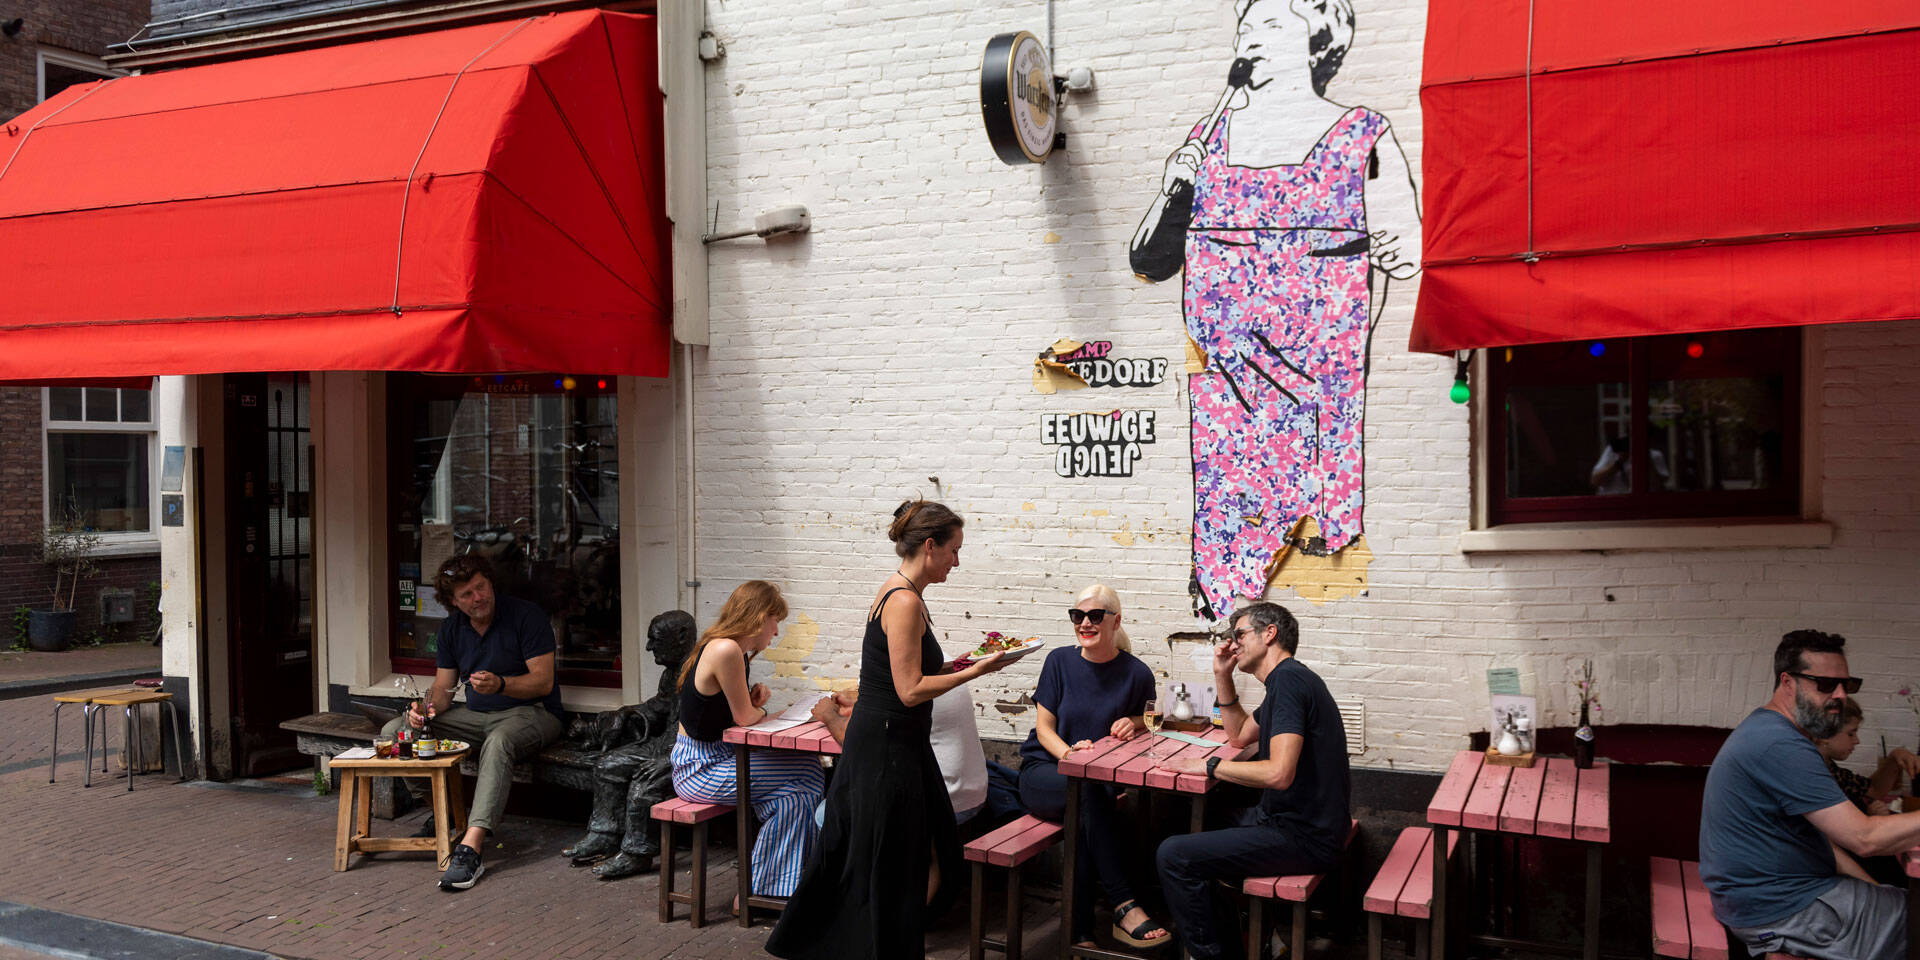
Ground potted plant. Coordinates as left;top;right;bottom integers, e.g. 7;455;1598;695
30;507;102;652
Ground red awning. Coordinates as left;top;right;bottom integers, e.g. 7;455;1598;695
1411;1;1920;353
0;10;668;378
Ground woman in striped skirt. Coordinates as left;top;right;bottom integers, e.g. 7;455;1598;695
670;580;824;898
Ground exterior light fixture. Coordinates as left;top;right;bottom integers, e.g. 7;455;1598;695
702;204;811;244
2;19;23;37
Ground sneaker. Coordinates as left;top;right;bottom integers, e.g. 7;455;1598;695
439;843;484;891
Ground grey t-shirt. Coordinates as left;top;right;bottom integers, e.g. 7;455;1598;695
1699;708;1847;928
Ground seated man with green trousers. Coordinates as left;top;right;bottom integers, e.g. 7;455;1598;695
381;553;564;891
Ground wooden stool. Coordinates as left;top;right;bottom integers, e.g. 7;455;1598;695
328;752;467;871
88;690;180;792
963;814;1063;960
651;796;734;928
48;686;140;786
1650;858;1729;960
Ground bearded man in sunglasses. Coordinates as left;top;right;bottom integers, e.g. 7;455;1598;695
1701;629;1920;960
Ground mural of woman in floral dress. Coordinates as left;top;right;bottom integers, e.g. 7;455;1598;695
1130;0;1420;620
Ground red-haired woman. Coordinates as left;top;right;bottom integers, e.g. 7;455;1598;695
670;580;824;898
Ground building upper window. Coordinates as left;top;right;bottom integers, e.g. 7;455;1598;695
44;385;158;535
37;47;117;103
387;374;623;688
1486;328;1801;525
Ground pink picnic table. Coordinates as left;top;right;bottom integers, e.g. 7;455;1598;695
1425;751;1611;960
721;719;841;927
1055;729;1255;960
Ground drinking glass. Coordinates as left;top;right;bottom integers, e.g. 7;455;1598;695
1143;699;1163;760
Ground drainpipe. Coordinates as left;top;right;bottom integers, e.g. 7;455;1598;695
659;0;707;612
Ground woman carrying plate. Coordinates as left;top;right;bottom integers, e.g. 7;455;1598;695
768;500;1013;959
1018;583;1165;948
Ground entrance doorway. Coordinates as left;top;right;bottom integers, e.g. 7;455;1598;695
224;374;314;776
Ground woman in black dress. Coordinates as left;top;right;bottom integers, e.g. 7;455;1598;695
768;500;1012;959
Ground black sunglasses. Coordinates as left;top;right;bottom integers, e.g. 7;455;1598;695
1788;672;1862;695
1067;608;1114;625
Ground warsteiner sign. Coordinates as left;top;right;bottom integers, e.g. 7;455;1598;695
980;31;1056;164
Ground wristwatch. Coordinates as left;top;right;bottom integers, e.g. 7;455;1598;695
1206;756;1223;781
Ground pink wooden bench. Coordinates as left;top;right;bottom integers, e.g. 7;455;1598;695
1649;858;1728;960
652;796;734;928
964;814;1064;960
1361;826;1460;960
1242;819;1360;960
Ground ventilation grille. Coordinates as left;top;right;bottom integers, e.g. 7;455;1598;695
1338;701;1365;755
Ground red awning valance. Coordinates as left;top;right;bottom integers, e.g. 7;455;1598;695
1411;1;1920;353
0;10;668;378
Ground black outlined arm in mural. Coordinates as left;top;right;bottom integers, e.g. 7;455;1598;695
1130;60;1255;283
1365;121;1420;331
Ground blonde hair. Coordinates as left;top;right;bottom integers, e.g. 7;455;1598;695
677;580;790;692
1076;583;1132;653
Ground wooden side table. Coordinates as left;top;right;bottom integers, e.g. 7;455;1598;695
328;752;468;871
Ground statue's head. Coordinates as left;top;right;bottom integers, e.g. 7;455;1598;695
647;610;697;669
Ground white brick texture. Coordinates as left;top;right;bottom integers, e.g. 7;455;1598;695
694;0;1920;774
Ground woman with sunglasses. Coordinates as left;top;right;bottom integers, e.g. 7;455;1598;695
1017;584;1166;948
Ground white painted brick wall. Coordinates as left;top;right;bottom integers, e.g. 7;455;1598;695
694;0;1920;774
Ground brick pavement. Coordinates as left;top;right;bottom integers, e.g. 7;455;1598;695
0;694;1105;960
0;641;161;688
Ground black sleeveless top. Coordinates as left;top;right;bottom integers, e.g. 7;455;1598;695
855;586;940;728
678;643;744;742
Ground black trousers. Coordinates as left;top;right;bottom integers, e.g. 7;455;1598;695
1019;759;1139;940
1154;808;1329;960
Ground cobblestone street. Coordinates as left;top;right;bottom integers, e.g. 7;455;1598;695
0;695;1079;959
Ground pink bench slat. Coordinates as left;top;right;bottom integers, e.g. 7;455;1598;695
651;797;733;824
1497;762;1548;834
1535;757;1578;839
1144;730;1227;790
1060;736;1131;777
1426;750;1484;827
1573;762;1612;843
964;814;1042;864
1681;860;1728;960
1174;734;1252;793
1396;830;1459;919
985;816;1064;867
1461;762;1512;830
1244;820;1358;902
1649;857;1690;958
1362;827;1430;915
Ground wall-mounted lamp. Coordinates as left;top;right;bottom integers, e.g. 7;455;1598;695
2;19;25;38
702;204;810;245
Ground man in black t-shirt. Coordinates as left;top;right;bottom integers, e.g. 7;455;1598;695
1157;601;1350;959
380;554;565;891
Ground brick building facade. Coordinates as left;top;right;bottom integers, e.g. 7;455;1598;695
0;0;157;645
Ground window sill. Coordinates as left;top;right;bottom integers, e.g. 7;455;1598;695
1459;518;1834;554
90;538;161;559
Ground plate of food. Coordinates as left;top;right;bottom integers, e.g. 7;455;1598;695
421;739;470;755
951;632;1044;669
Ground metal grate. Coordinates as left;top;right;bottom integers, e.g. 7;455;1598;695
1338;701;1365;755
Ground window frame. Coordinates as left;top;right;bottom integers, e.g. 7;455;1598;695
1480;329;1805;528
35;46;119;103
42;384;161;549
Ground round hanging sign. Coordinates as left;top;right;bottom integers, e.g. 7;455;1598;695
980;31;1056;165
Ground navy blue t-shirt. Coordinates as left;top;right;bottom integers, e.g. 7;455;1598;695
1699;708;1846;928
1020;646;1156;766
435;594;564;721
1252;657;1350;862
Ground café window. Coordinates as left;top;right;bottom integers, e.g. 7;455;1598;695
44;385;156;536
1487;329;1800;525
388;374;622;687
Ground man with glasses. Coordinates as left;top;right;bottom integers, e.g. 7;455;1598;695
1701;629;1920;960
1156;601;1349;960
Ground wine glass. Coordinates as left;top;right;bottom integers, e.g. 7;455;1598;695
1143;699;1163;760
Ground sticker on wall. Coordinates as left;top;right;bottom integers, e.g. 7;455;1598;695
1127;0;1421;620
1042;410;1158;477
1033;338;1091;394
1037;339;1171;391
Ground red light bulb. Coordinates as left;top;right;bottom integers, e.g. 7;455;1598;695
1686;341;1704;359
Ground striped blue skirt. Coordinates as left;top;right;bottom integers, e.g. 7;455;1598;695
671;734;825;898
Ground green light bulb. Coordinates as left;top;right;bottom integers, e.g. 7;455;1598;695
1449;380;1470;404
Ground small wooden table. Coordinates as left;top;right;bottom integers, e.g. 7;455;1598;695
722;719;839;927
1426;751;1611;960
1057;729;1254;960
329;752;467;871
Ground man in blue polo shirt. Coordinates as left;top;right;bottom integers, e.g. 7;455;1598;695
1158;601;1349;960
381;554;564;891
1700;629;1920;960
